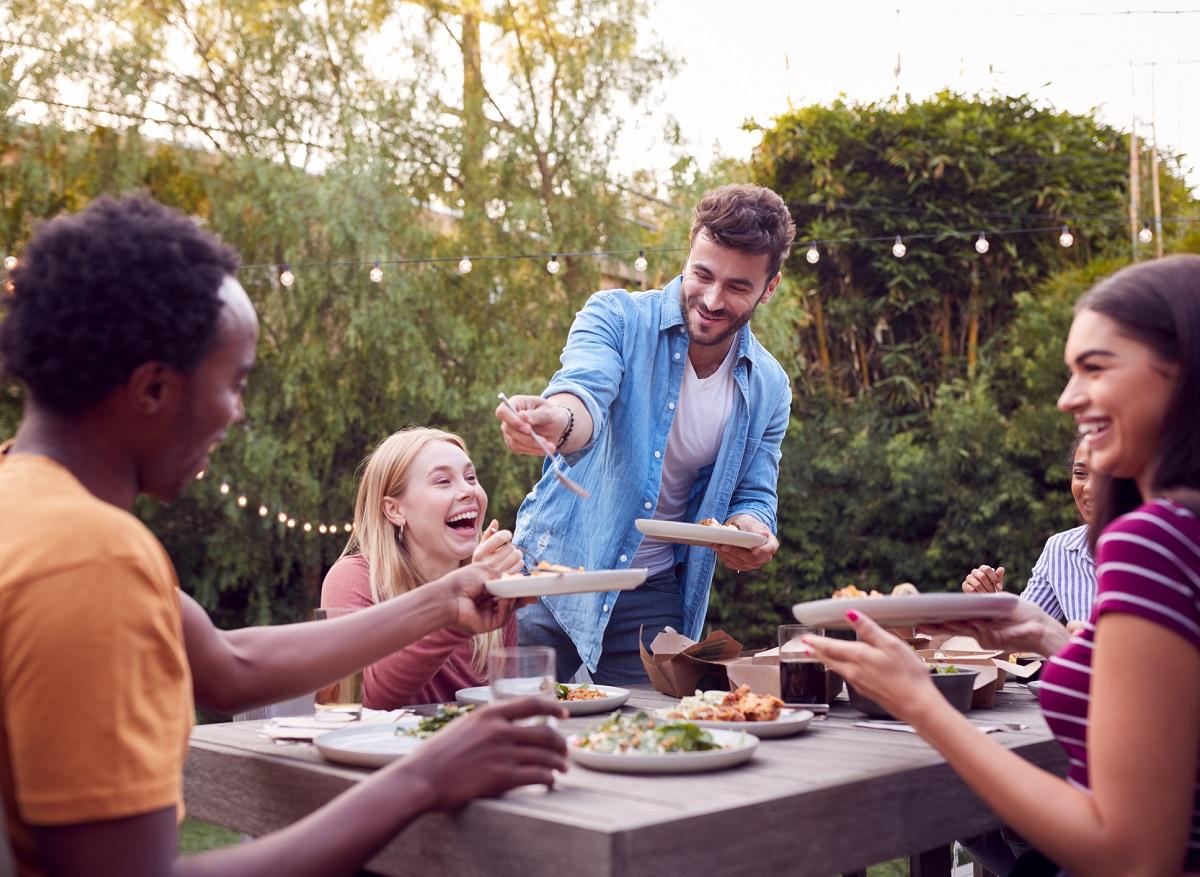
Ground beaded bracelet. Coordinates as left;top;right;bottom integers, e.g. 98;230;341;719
555;405;575;449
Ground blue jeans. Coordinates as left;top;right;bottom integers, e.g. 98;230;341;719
518;566;683;685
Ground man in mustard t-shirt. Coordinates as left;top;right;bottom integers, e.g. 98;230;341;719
0;195;567;877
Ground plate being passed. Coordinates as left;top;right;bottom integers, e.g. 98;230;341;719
653;707;815;739
485;568;647;599
635;519;768;550
456;683;631;715
567;728;758;774
314;724;422;768
792;592;1019;629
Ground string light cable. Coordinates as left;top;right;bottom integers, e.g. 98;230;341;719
194;469;354;538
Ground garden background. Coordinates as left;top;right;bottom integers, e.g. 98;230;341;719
3;1;1199;651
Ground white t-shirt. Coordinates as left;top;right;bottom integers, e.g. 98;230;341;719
631;342;738;574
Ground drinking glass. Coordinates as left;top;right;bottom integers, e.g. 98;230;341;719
778;623;833;706
488;646;556;724
313;607;365;719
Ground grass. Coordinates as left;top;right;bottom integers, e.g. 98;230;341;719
180;817;240;854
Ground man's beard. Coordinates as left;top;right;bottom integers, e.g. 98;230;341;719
679;288;759;347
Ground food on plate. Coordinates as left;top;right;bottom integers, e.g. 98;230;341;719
832;582;921;599
555;682;607;702
930;664;962;674
533;560;585;574
574;711;726;754
832;584;883;599
396;703;474;739
660;685;785;723
697;517;739;530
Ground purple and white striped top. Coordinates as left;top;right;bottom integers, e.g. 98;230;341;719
1040;499;1200;870
1022;524;1096;623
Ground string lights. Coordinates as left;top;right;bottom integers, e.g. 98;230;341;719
634;250;648;272
1138;223;1154;244
3;255;16;270
891;235;907;258
1058;225;1075;248
369;260;384;283
806;243;820;264
545;253;561;275
195;472;353;537
457;256;472;274
974;232;990;254
278;263;295;287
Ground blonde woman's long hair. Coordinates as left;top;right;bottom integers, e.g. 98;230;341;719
340;427;503;675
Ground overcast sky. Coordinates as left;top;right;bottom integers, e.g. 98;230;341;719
619;0;1199;193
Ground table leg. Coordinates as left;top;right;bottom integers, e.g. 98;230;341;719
910;844;954;877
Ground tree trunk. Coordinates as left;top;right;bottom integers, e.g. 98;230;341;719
940;292;952;376
460;4;486;230
966;270;980;379
811;292;834;394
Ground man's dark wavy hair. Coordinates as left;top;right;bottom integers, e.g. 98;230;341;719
1;193;239;416
689;184;797;283
1078;254;1200;550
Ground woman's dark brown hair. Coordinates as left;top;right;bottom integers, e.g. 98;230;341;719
1076;254;1200;549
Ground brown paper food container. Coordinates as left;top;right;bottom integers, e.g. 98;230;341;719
722;649;781;697
919;649;1009;708
638;628;743;697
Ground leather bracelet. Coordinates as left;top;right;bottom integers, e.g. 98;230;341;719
555;405;575;449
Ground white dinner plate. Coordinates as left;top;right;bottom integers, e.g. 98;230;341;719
792;593;1020;629
314;724;423;768
456;683;632;715
652;707;815;739
567;728;758;774
485;568;647;599
635;519;768;550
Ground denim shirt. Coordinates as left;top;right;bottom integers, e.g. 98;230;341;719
513;277;792;672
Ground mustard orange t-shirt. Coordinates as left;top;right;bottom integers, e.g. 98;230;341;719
0;449;193;876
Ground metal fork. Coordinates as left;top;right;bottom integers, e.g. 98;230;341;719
497;392;590;499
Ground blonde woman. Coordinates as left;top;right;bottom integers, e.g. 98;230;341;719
321;428;525;707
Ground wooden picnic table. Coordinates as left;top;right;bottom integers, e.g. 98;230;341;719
185;683;1065;876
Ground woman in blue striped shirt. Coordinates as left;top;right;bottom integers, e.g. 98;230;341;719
962;438;1096;629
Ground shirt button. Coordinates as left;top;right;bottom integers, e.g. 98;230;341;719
644;501;653;510
619;554;627;562
602;603;609;613
668;401;676;410
673;352;681;361
654;450;661;459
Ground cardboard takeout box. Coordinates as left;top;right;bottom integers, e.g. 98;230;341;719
639;628;744;697
917;648;1041;708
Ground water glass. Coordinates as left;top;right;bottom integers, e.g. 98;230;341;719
489;646;556;724
778;623;832;706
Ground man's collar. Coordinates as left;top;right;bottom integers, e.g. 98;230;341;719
1064;524;1090;553
659;275;685;330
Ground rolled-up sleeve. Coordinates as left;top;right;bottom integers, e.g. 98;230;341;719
543;291;627;459
726;381;791;533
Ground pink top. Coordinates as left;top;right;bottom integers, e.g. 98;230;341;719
320;555;517;708
1039;499;1200;870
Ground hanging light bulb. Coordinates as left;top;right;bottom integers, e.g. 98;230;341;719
195;470;205;481
279;264;295;287
974;232;989;255
303;522;312;533
277;511;288;523
219;482;230;495
1138;223;1153;245
369;260;384;283
287;518;296;528
457;256;472;274
634;250;648;273
258;505;269;517
3;280;13;295
3;255;16;271
318;524;328;534
237;495;248;508
344;523;353;533
891;235;907;259
1058;225;1074;248
805;243;820;265
546;254;561;275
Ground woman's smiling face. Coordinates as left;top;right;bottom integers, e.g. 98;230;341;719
387;439;488;568
1057;308;1178;493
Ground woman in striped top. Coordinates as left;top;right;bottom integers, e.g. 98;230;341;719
806;254;1200;876
962;438;1097;629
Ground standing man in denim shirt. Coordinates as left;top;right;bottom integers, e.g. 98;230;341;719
494;184;795;684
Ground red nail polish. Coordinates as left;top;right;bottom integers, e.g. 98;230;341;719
846;610;860;622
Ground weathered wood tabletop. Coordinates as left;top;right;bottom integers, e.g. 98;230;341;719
185;683;1065;876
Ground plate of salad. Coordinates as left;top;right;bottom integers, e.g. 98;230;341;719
567;711;758;774
314;705;474;768
455;683;631;715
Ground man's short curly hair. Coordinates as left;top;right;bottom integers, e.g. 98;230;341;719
689;184;797;281
1;193;239;416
